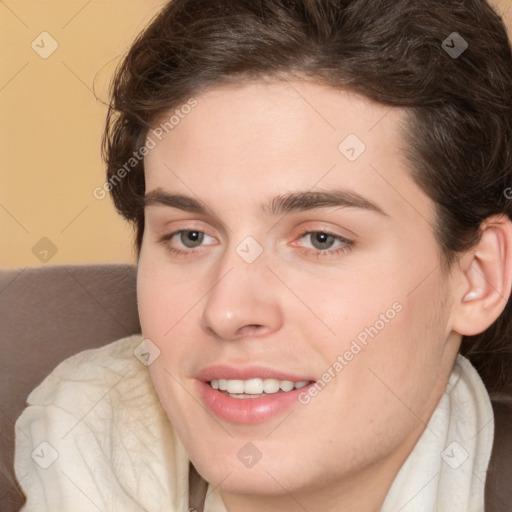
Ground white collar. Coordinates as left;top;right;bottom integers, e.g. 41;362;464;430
382;354;493;511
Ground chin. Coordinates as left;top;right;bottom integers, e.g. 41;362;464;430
196;459;305;495
187;437;323;495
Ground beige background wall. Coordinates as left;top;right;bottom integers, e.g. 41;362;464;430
1;0;511;268
0;0;166;268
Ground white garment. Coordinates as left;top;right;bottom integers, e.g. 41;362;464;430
14;334;493;512
381;355;493;512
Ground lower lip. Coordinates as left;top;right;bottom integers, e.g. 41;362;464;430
198;381;311;424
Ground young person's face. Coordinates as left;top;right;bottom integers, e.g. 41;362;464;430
137;81;462;504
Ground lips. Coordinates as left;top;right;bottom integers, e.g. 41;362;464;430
197;365;315;424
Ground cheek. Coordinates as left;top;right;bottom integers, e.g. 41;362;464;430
338;276;449;419
137;248;200;339
298;262;449;412
278;263;404;360
137;258;202;424
136;250;214;404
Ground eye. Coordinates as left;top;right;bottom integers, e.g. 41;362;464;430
160;229;217;254
307;232;338;250
294;230;353;257
178;230;205;248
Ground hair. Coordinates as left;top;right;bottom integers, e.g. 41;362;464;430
102;0;512;395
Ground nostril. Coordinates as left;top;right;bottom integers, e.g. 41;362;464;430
235;324;265;337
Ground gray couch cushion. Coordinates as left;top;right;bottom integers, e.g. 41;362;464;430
0;264;140;511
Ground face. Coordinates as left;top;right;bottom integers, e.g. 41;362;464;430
137;80;461;504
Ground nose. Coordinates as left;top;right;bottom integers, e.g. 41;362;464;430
200;252;283;341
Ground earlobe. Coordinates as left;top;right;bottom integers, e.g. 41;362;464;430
452;215;512;336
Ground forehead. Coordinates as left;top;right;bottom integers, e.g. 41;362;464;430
143;80;434;226
148;80;398;163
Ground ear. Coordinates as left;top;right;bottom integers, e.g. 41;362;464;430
451;214;512;336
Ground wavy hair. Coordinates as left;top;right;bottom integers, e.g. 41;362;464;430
103;0;512;395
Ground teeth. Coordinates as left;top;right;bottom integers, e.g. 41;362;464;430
280;380;294;392
210;378;310;395
225;380;244;394
245;378;264;394
263;378;280;393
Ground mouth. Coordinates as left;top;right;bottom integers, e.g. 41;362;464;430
197;367;316;424
209;377;311;399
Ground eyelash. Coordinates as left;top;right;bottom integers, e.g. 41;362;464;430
159;229;354;259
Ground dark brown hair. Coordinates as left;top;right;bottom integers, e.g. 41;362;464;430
103;0;512;395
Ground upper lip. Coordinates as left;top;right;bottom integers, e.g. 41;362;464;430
197;365;315;383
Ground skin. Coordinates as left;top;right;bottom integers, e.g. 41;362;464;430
137;80;512;512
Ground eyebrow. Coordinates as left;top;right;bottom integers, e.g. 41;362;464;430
265;190;388;217
143;187;388;217
144;188;213;214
